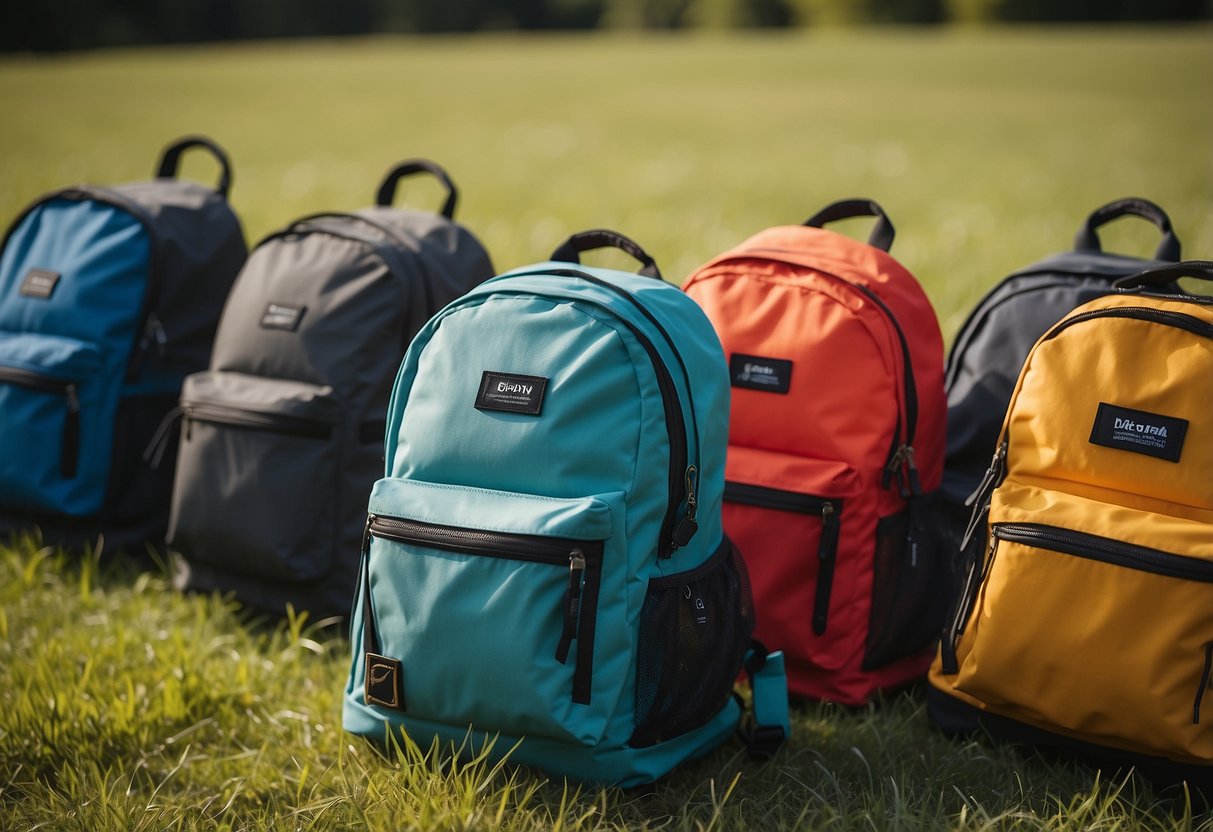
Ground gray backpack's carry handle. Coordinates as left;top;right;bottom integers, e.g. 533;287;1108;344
1113;259;1213;291
155;135;233;199
804;198;895;252
1073;197;1181;261
376;159;458;219
550;229;663;279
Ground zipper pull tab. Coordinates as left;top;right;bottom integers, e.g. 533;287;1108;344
555;549;586;665
361;515;375;557
142;406;184;468
903;445;922;497
669;466;699;551
812;502;841;636
61;383;81;478
965;442;1006;508
147;314;168;357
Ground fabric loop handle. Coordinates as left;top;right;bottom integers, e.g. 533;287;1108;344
1113;259;1213;291
376;159;458;219
155;135;233;199
1073;196;1181;262
550;229;663;279
803;198;895;252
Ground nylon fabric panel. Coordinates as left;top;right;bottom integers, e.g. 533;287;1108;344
1007;310;1212;512
393;296;654;518
210;235;399;394
952;524;1213;763
364;479;624;746
0;199;149;346
725;446;865;672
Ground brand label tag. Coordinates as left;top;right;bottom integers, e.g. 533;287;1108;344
475;371;548;416
1089;402;1188;463
364;652;405;710
20;269;60;299
730;353;793;394
260;303;306;332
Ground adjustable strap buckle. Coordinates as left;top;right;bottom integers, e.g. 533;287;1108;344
737;640;790;760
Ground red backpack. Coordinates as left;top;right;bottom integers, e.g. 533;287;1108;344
683;200;948;705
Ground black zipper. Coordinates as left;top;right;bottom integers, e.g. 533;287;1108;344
1195;643;1213;725
0;366;81;477
497;268;698;556
1043;306;1213;342
366;514;605;705
181;401;334;440
994;523;1213;583
737;251;922;497
723;481;842;635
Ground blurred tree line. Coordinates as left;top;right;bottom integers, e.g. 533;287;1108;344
3;0;1209;52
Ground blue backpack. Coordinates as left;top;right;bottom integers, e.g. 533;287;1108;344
0;136;246;554
342;231;789;786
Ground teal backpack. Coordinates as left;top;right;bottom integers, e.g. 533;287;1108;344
342;231;789;786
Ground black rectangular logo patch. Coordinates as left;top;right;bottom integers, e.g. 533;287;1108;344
475;371;547;416
1089;402;1188;463
364;652;405;710
730;353;793;394
20;269;60;299
260;303;306;332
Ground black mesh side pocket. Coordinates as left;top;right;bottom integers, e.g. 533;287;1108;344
630;536;754;748
862;492;950;670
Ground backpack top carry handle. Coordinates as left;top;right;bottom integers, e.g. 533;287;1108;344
1113;259;1213;292
550;229;663;279
155;135;233;199
1073;196;1181;262
376;159;458;219
804;198;895;252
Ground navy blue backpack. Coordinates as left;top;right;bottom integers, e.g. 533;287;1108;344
0;136;246;555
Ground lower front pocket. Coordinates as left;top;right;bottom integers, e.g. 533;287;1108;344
953;510;1213;763
360;478;620;746
630;536;754;747
168;371;342;582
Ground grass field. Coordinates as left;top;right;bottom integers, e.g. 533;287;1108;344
1;26;1212;831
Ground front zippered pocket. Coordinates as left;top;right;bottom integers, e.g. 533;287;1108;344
720;447;859;672
951;503;1213;763
725;482;841;636
0;333;105;515
0;366;82;477
167;371;343;582
356;478;621;745
368;515;604;707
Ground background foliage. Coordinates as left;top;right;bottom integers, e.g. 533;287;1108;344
2;0;1211;51
0;23;1211;831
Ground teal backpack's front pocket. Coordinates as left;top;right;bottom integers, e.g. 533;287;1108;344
0;332;105;515
361;478;622;746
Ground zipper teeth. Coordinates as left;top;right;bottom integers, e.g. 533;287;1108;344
370;515;592;563
0;365;74;393
724;481;839;514
996;523;1213;583
1045;306;1213;341
184;402;333;435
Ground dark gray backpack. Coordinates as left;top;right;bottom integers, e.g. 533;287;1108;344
0;136;246;556
164;160;495;617
940;197;1182;550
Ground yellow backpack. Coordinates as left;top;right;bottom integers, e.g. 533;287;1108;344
928;260;1213;788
